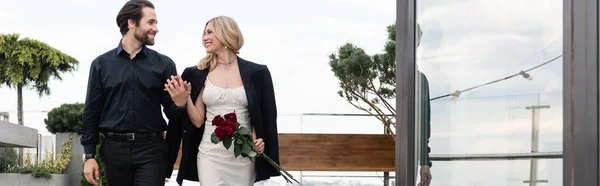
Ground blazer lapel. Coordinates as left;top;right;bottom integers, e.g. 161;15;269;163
190;67;207;103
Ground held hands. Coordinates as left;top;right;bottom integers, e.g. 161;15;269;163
164;75;191;107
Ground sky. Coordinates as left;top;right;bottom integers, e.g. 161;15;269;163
0;0;565;185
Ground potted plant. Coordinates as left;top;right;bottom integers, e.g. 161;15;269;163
44;102;84;186
0;133;72;185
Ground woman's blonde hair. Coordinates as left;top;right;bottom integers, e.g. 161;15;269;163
198;16;244;71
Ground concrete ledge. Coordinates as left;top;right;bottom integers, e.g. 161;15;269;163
0;120;38;148
0;173;68;186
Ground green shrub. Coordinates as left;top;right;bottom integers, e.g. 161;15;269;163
8;166;60;178
44;103;84;134
0;148;18;173
8;133;72;178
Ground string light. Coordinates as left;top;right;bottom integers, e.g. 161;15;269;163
430;55;562;101
449;90;461;100
519;71;533;80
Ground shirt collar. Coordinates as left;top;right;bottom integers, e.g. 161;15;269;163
116;39;148;56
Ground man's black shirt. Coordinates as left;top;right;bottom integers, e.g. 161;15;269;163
81;41;185;155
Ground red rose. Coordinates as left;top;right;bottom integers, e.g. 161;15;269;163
214;125;234;141
224;113;237;123
220;121;237;131
222;126;233;138
212;115;224;126
214;127;225;141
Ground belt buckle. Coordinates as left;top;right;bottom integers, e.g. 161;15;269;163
127;133;135;140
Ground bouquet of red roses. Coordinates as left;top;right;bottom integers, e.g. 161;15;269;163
211;112;298;184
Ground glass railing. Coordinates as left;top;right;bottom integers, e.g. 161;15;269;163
272;106;561;186
22;108;561;185
416;92;563;186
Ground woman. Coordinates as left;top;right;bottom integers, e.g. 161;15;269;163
164;16;281;186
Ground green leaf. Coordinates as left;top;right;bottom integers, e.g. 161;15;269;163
242;142;252;154
211;133;220;144
237;126;251;136
248;151;257;158
244;133;253;140
234;143;242;158
223;137;232;150
248;140;256;148
236;138;243;144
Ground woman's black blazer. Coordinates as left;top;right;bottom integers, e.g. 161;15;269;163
165;56;281;185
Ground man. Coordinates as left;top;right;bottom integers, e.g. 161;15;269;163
418;70;433;186
416;23;433;186
81;1;187;185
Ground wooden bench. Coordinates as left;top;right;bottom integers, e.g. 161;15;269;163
173;133;395;171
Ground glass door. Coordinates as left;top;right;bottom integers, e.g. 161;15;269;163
413;0;564;185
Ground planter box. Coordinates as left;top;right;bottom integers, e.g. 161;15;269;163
0;173;68;186
55;132;83;186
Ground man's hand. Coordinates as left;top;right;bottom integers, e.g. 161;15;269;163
84;159;100;186
419;165;432;186
164;75;190;107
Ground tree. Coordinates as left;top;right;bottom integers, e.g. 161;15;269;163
0;33;79;164
329;24;396;139
44;103;85;134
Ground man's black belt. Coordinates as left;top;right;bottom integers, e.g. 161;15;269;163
103;132;163;141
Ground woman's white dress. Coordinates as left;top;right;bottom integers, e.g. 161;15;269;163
197;80;255;186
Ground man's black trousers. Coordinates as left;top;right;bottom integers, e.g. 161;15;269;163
100;132;168;186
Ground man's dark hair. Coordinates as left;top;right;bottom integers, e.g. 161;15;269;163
116;0;155;36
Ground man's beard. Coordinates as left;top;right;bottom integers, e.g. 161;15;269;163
134;28;155;46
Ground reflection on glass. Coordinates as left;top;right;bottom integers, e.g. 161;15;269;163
415;0;563;185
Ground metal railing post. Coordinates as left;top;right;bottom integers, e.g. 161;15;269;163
524;95;551;185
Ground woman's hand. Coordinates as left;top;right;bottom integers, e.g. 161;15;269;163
164;76;191;106
253;138;265;154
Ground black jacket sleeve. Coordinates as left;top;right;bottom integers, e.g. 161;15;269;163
260;65;281;176
421;72;433;167
161;59;186;120
164;66;191;178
